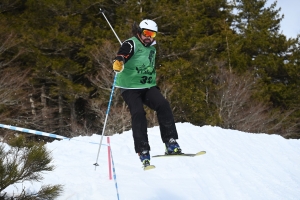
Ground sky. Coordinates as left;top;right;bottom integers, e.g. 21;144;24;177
2;122;300;200
267;0;300;38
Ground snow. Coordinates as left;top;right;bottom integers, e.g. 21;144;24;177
3;122;300;200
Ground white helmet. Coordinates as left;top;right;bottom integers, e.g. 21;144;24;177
139;19;158;32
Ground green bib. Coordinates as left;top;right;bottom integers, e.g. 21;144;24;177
115;37;157;89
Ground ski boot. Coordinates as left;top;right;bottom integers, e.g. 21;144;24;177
139;150;151;167
165;138;182;155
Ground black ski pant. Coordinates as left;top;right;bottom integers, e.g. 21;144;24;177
121;86;178;153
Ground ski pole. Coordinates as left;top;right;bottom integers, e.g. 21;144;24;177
94;8;122;169
99;8;122;45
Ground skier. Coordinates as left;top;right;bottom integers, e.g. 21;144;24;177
112;19;182;167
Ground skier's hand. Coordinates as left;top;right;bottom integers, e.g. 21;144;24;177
113;60;124;73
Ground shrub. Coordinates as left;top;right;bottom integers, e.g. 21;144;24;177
0;135;63;199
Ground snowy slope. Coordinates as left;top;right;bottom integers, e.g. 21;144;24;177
3;123;300;200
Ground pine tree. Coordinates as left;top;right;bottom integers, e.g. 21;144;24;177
1;0;299;138
232;0;300;137
0;135;63;199
1;0;109;136
153;0;232;125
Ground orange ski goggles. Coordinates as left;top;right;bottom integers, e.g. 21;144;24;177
142;29;157;38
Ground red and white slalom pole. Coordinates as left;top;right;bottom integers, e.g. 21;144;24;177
107;137;112;180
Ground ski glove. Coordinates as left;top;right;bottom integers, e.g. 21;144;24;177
113;60;124;72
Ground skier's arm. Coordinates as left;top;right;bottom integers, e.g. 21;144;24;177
113;40;134;72
114;40;134;63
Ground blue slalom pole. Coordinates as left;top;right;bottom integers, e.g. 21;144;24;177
110;147;120;200
0;123;68;140
94;8;122;169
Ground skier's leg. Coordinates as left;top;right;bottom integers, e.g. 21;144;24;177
143;87;178;143
122;89;150;153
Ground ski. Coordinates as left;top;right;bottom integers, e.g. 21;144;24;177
152;151;206;158
143;151;205;170
143;165;156;170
